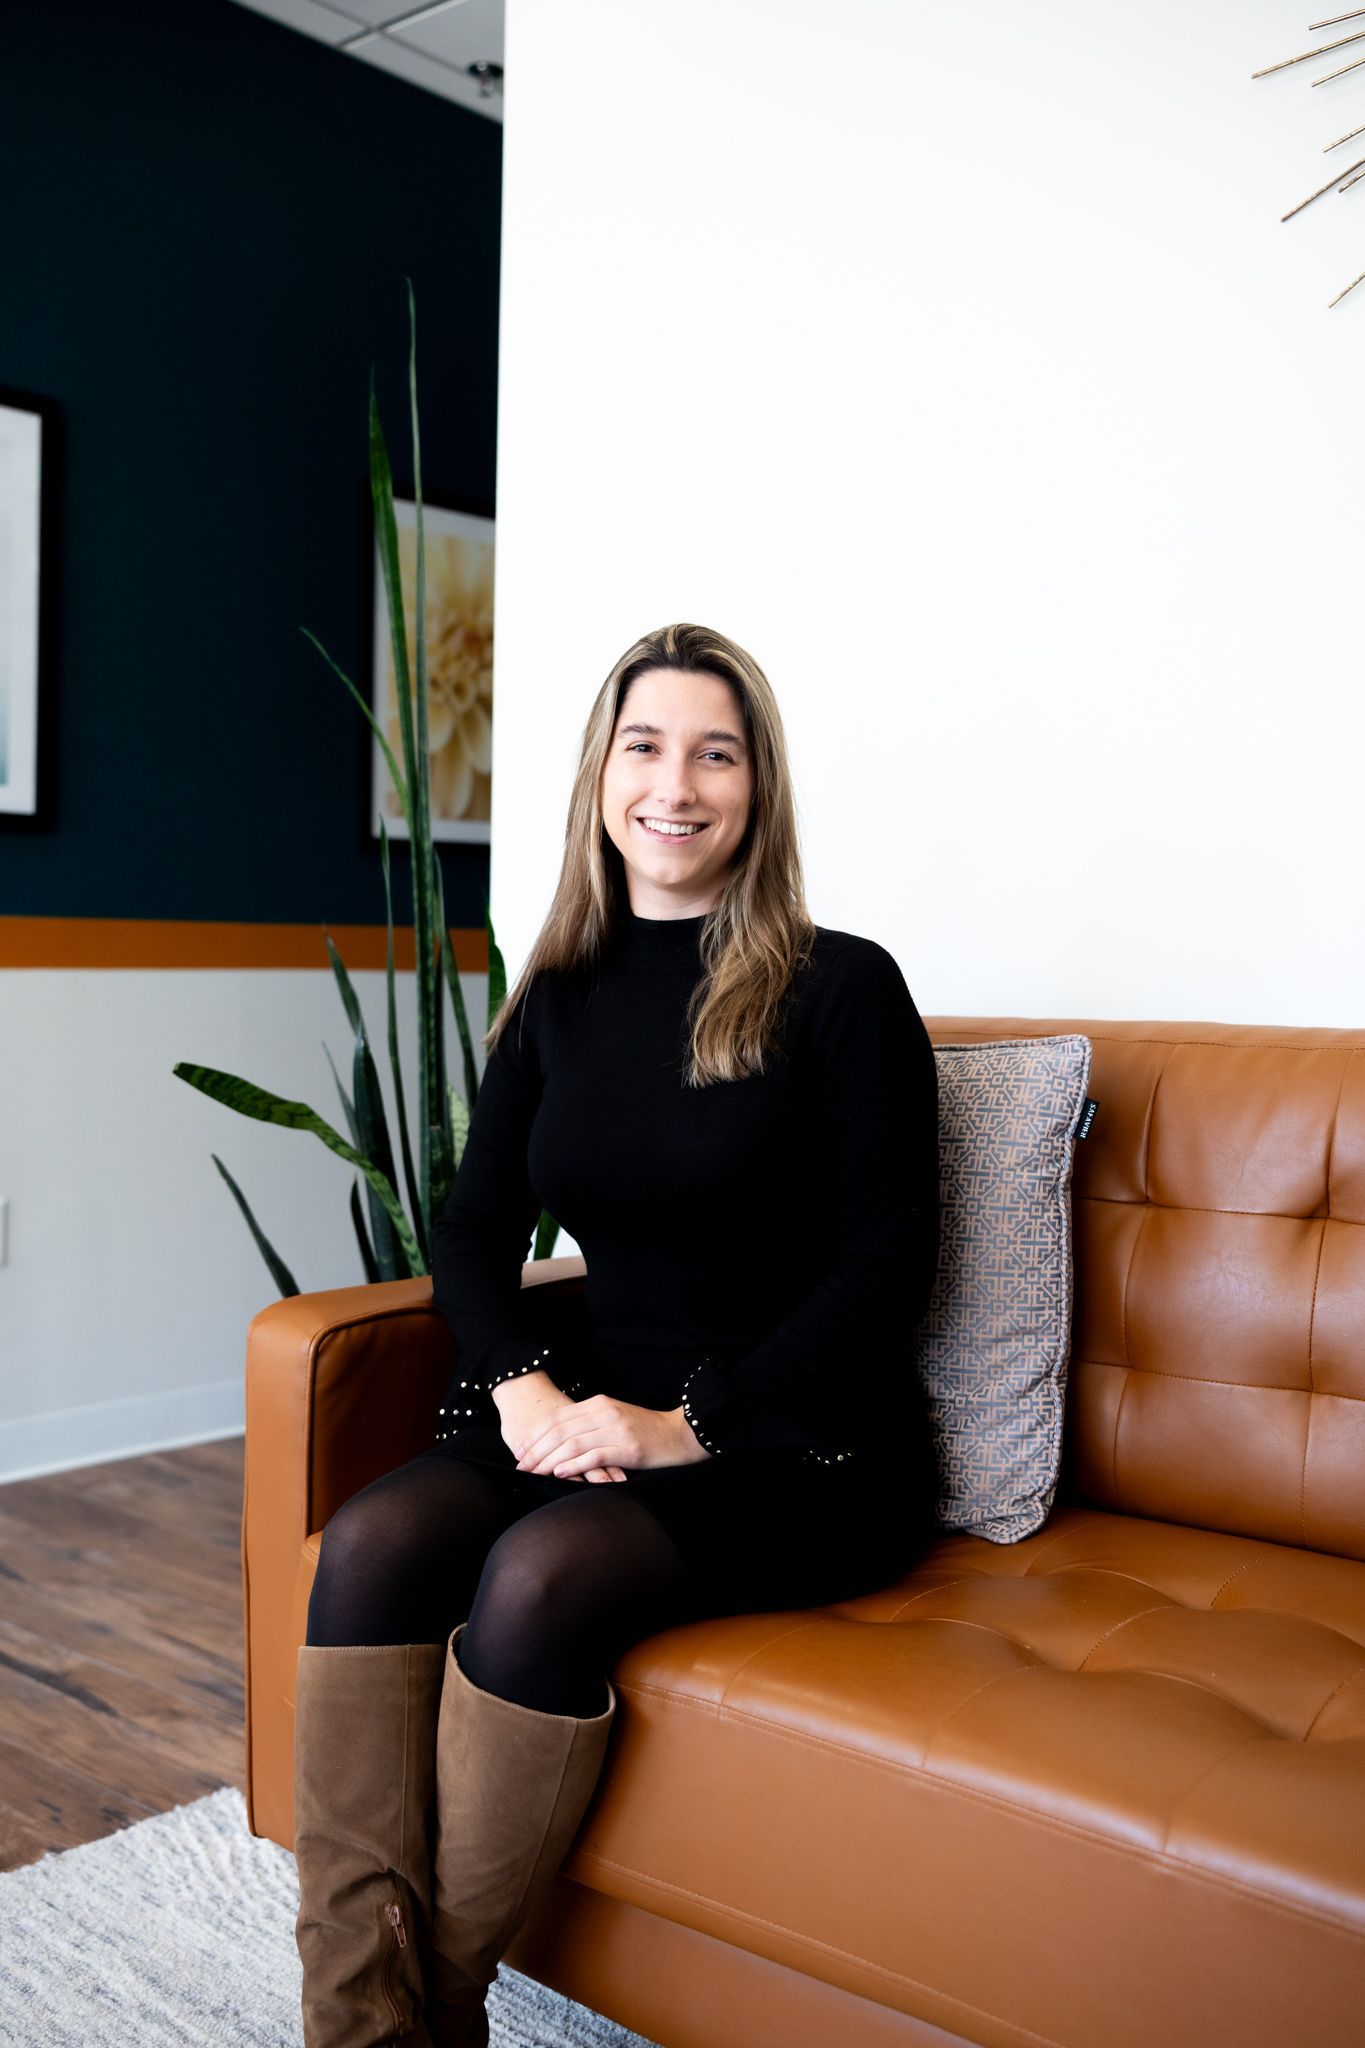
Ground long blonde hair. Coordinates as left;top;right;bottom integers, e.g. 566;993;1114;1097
486;622;817;1087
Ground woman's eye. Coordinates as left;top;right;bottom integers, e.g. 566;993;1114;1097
625;743;732;763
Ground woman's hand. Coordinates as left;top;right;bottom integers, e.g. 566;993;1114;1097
514;1393;712;1480
495;1378;628;1483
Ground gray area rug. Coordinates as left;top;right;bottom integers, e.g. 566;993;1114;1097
0;1786;656;2047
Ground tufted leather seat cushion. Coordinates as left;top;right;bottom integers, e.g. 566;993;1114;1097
580;1502;1365;2048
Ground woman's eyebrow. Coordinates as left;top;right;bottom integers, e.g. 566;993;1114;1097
618;721;747;749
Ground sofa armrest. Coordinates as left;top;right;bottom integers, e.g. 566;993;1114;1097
241;1252;587;1842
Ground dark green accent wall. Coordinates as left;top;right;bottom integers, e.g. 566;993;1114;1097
0;0;499;929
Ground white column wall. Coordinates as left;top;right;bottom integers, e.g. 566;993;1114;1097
489;0;1363;1024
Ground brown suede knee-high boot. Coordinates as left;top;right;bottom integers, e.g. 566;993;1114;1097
292;1641;446;2047
423;1622;617;2048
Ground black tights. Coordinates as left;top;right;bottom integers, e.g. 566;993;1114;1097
304;1452;707;1718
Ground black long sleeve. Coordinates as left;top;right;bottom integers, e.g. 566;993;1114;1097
677;937;939;1459
430;906;940;1472
429;977;581;1423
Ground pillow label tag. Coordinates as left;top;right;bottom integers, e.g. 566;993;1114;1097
1074;1097;1098;1141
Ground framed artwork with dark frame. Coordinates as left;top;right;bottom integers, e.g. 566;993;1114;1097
369;493;494;845
0;385;57;827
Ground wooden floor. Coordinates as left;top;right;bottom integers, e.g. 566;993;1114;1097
0;1436;246;1873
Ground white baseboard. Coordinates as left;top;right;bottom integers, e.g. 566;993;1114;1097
0;1381;245;1486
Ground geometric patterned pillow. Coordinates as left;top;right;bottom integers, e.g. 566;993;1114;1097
916;1036;1094;1544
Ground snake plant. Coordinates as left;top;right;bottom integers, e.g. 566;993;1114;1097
173;279;560;1293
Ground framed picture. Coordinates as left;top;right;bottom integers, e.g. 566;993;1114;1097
0;387;55;823
369;494;494;844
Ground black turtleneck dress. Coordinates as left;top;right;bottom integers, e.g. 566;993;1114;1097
427;903;941;1614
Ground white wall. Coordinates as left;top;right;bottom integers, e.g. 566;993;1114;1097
490;0;1363;1026
0;969;488;1480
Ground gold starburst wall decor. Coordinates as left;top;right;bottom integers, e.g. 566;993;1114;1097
1254;8;1365;306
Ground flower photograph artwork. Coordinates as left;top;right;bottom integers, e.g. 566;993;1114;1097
370;495;494;843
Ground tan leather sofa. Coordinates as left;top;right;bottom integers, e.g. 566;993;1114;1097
242;1016;1365;2048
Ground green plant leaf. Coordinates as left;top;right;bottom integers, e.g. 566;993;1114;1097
173;1061;426;1272
322;926;407;1279
369;381;417;821
322;926;369;1044
349;1178;381;1284
352;1025;406;1278
533;1208;562;1262
321;926;409;1279
182;283;467;1302
407;283;441;1251
298;627;414;842
433;847;479;1114
210;1153;300;1297
408;274;433;883
379;817;428;1266
323;1041;359;1145
484;897;507;1031
432;912;450;1167
371;330;438;1254
447;1083;471;1172
327;1043;405;1269
429;1118;454;1218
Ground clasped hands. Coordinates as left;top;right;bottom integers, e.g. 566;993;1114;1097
507;1387;712;1483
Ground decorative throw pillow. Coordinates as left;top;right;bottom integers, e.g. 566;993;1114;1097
917;1034;1093;1545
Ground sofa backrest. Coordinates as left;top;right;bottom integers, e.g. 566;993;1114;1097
923;1018;1365;1562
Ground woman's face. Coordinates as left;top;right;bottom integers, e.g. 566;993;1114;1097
600;666;756;917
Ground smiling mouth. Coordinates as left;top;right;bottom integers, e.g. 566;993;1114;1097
635;817;711;843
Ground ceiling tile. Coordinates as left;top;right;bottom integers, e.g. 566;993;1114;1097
228;0;369;46
347;31;503;122
386;0;504;68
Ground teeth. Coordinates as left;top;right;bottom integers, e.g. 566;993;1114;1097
640;819;704;836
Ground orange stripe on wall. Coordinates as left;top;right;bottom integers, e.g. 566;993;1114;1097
0;917;489;972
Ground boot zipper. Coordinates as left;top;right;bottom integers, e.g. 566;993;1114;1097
380;1895;407;2034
